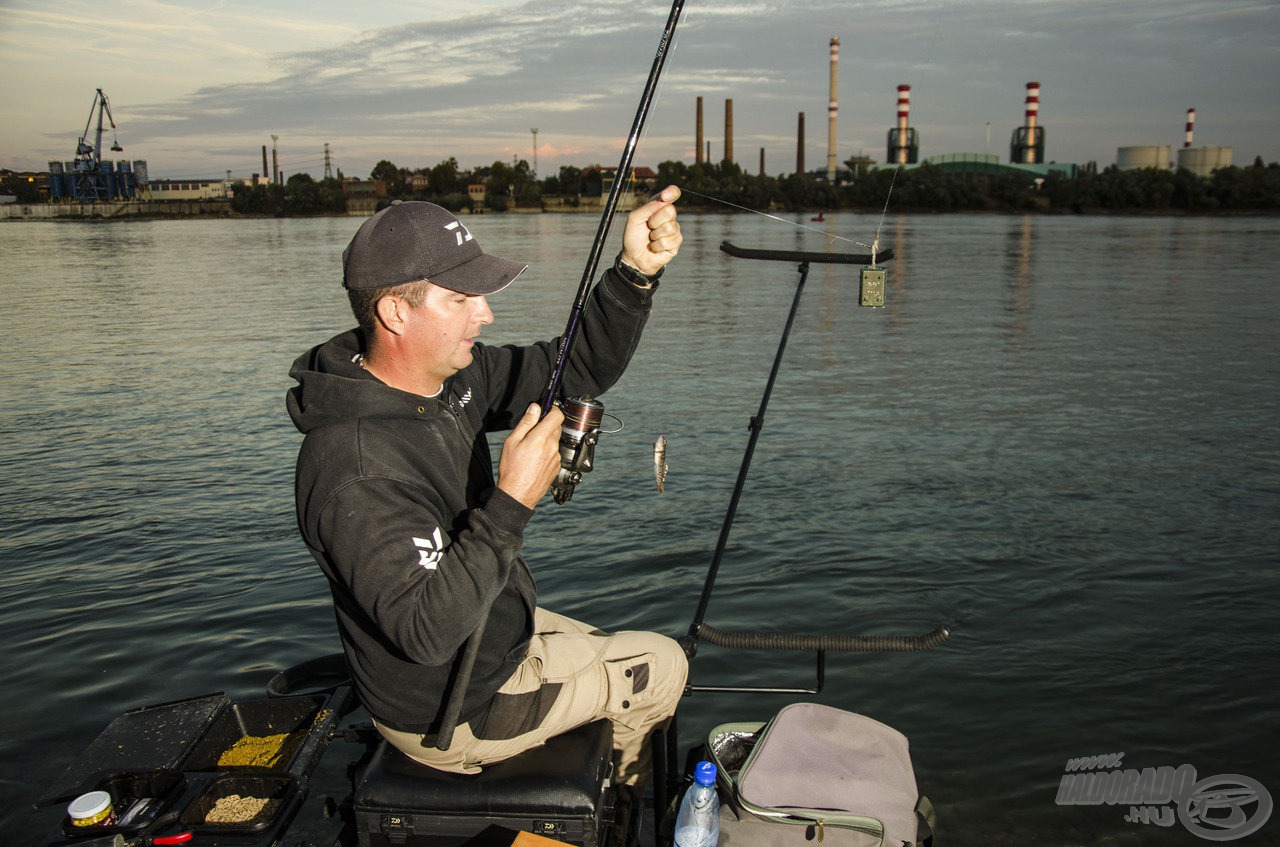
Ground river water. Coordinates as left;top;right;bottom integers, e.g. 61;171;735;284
1;212;1277;845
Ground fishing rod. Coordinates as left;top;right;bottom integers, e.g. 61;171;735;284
435;0;687;752
540;0;686;507
680;241;950;695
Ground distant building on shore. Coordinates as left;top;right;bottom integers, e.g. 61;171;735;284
1117;146;1173;171
148;179;231;200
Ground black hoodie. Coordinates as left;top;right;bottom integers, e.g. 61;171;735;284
287;268;654;733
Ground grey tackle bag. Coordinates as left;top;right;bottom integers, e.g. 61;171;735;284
707;703;936;846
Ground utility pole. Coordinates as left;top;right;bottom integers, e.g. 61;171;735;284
530;129;538;179
271;134;279;185
324;142;333;180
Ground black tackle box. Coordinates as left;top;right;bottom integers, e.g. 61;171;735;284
354;719;618;847
40;686;351;847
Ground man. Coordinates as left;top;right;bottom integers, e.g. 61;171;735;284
287;187;687;791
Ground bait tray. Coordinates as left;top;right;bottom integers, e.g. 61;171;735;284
178;773;301;835
182;694;326;772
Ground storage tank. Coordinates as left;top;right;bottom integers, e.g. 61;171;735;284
49;161;64;175
1177;147;1232;177
49;172;67;201
133;161;149;183
1116;146;1171;171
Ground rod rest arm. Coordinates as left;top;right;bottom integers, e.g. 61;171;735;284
720;240;895;265
695;622;949;653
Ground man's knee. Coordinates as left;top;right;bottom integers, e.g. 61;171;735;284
653;633;688;700
610;631;687;716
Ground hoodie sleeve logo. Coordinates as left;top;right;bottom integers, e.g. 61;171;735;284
412;527;445;571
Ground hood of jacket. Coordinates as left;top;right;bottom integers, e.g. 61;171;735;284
287;329;443;434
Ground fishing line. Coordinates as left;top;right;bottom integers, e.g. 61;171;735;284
620;1;692;202
679;187;868;248
631;4;881;251
644;0;952;262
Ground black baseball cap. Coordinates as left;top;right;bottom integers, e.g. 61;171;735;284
342;200;527;295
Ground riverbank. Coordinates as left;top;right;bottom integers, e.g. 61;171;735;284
4;198;1278;221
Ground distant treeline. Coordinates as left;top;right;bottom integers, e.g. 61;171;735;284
231;173;347;216
656;158;1280;214
230;157;1280;217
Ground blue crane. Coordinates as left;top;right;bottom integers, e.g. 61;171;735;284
72;88;124;200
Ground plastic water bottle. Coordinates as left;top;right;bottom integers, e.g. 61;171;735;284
674;760;720;847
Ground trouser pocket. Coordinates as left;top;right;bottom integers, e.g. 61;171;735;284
604;652;657;731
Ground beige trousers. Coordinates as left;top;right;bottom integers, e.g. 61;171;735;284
375;608;688;788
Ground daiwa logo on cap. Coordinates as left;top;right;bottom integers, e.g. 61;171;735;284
413;528;445;571
444;221;473;246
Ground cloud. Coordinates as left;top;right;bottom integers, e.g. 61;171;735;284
3;0;1278;177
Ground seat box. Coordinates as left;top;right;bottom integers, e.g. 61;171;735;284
354;720;617;847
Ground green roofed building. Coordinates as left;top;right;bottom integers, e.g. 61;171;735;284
872;153;1077;182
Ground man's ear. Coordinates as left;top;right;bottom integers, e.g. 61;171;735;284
374;294;408;335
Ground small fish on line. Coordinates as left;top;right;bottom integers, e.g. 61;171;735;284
653;434;667;494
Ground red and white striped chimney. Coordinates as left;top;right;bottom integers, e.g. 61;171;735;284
896;84;911;165
1184;108;1195;149
1023;81;1040;164
827;37;839;182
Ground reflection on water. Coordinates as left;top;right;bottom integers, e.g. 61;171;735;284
1;213;1278;845
1003;215;1036;352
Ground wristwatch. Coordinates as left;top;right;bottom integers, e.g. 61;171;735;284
614;253;663;289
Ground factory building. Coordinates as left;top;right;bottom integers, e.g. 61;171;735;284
878;153;1076;181
1115;109;1233;176
146;179;232;200
49;159;150;202
1010;82;1045;165
886;85;919;165
868;82;1074;181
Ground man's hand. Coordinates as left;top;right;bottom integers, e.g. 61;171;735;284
497;404;565;509
620;185;682;277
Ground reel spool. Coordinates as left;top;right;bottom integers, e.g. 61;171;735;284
551;396;622;504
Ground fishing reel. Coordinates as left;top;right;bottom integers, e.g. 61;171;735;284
551;395;622;504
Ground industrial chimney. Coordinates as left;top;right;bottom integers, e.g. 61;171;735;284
1009;82;1045;164
827;37;839;181
1177;108;1232;176
696;97;704;165
797;112;806;174
886;84;919;165
725;99;734;163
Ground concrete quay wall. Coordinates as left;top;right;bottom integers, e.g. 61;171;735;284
0;200;232;220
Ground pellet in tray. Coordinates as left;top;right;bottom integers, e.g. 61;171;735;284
205;793;270;824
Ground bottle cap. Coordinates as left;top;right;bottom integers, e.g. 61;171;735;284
68;790;112;820
694;760;717;786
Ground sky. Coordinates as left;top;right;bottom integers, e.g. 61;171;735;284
1;0;1277;181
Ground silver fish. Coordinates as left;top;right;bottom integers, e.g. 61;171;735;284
653;434;667;494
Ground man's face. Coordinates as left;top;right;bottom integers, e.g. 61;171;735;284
401;282;494;385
